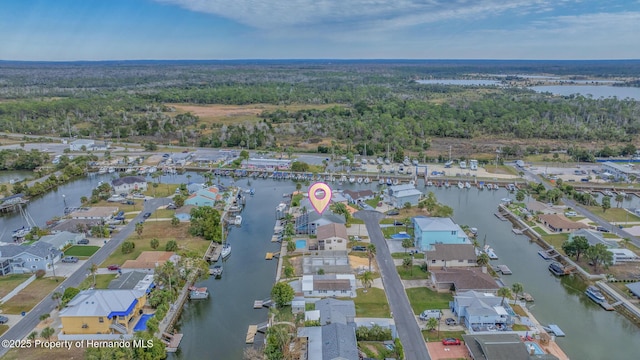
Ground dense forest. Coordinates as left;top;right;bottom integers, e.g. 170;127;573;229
0;60;639;156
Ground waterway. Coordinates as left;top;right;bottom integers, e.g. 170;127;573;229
530;85;640;100
2;171;639;358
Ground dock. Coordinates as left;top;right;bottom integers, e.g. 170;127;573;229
265;251;279;260
162;332;184;352
253;298;273;308
494;212;508;221
512;228;524;235
545;324;565;337
204;242;221;262
600;301;615;311
246;325;258;344
497;265;512;275
538;249;559;260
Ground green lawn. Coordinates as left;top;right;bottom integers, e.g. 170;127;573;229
381;226;413;238
391;252;424;259
79;274;117;290
512;324;530;331
380;219;395;225
0;278;61;314
64;245;100;258
365;197;382;208
585;206;640;223
396;265;429;280
144;183;179;197
0;274;32;298
541;233;569;249
351;288;390;318
406;288;453;315
0;325;8;336
153;209;175;218
422;330;467;343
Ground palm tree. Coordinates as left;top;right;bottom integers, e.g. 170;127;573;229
51;291;62;308
615;194;624;208
40;327;54;340
359;271;374;292
135;222;144;238
89;263;98;286
511;282;524;304
476;253;490;267
497;287;512;306
402;217;411;233
366;244;376;272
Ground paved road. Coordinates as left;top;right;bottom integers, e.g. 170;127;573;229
355;210;431;360
0;198;166;357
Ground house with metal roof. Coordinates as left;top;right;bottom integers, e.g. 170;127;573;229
314;298;356;326
387;184;423;207
111;176;147;194
68;206;119;221
426;244;477;268
108;270;155;293
40;231;83;250
0;241;60;275
184;186;221;207
452;291;513;331
295;211;346;235
413;216;470;251
59;289;147;338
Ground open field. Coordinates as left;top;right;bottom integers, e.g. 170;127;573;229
79;274;117;290
0;274;32;298
64;245;100;258
144;183;178;197
350;288;390;318
0;278;61;314
406;288;453;314
541;233;569;249
585;206;640;223
101;222;209;266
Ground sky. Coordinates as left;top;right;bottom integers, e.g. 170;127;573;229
1;0;640;61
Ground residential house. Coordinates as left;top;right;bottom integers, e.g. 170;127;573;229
0;242;61;275
316;223;348;251
69;139;95;151
451;290;512;330
525;201;557;215
297;323;358;360
111;176;147;194
426;244;477;268
331;192;349;205
50;219;102;234
463;333;559;360
302;274;356;298
413;217;470;251
68;207;119;221
243;158;291;170
59;289;146;337
353;317;397;340
387;184;422;208
343;189;375;205
538;214;588;233
568;229;639;264
108;270;155;294
40;231;83;250
302;251;351;274
626;282;640;298
121;251;180;273
295;211;346;235
608;248;640;265
314;298;356;325
184;186;221;207
430;268;500;293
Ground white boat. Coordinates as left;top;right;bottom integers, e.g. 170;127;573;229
379;178;385;185
221;244;231;259
189;286;210;300
98;167;107;174
12;226;32;239
458;181;464;189
464;182;471;189
357;177;363;184
364;177;370;184
493;184;499;190
444;161;453;168
444;181;450;188
393;178;399;185
349;177;356;184
210;265;223;277
426;181;433;186
361;159;368;165
483;245;498;260
235;215;242;226
459;160;467;169
107;167;115;173
403;158;410;166
12;205;37;239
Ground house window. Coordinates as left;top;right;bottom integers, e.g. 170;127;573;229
431;260;436;264
458;260;463;263
338;239;342;243
451;231;457;235
99;317;104;323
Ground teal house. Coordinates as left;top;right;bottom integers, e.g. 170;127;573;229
184;186;221;207
413;217;469;251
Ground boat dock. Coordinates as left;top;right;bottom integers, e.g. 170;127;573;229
162;332;184;352
494;212;508;221
246;325;258;344
538;249;559;260
253;298;273;308
512;228;524;235
265;251;279;260
204;242;221;262
497;265;512;275
545;324;565;337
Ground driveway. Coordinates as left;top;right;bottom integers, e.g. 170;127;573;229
355;210;431;360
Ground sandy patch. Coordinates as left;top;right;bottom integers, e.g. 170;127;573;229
349;255;377;272
169;103;266;118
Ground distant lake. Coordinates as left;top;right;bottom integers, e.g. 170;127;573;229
530;85;640;100
416;79;501;86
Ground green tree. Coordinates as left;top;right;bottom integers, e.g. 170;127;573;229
135;221;144;238
615;194;624;208
476;252;490;267
165;239;178;252
271;282;295;308
40;327;54;340
401;238;413;253
173;194;185;207
511;282;524;304
89;263;98;286
497;287;512;306
516;190;525;202
290;161;310;172
51;291;62;308
27;331;38;341
239;150;250;161
601;196;611;213
562;236;590;261
330;202;351;223
286;240;296;252
358;271;374;291
585;243;614;272
403;202;411;209
433;205;454;218
403;256;413;275
189;206;222;242
426;317;438;331
171;216;180;226
366;243;376;272
39;313;50;322
150;238;159;250
121;241;135;254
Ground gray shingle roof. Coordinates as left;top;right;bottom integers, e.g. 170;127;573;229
429;244;477;261
111;176;146;187
108;271;148;290
315;299;355;326
40;231;78;249
0;241;57;260
321;323;358;360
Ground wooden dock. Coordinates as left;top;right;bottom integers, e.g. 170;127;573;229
497;265;512;275
512;228;524;235
204;242;221;262
494;212;508;221
162;332;184;352
246;325;258;344
253;298;273;308
265;251;279;260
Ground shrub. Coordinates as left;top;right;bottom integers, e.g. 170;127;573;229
35;269;46;278
355;324;392;341
121;241;135;254
165;240;178;252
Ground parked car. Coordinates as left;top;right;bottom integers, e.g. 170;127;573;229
166;203;177;210
77;239;90;245
107;264;121;271
387;210;400;216
445;318;457;326
0;315;8;324
62;256;79;263
351;246;367;252
142;212;152;219
442;338;461;346
564;211;578;217
596;226;610;232
419;310;441;321
393;220;404;226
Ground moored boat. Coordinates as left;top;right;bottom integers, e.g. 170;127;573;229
585;286;606;303
210;265;223;278
189;286;210;300
221;244;231;259
548;262;568;276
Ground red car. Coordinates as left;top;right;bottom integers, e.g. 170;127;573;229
107;264;120;271
442;338;461;346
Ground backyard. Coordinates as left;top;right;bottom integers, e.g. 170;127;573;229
350;288;391;318
64;245;100;258
406;287;453;315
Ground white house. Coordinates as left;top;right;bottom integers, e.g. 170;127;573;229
301;274;356;298
316;223;348;251
40;231;83;250
387;184;422;208
111;176;147;194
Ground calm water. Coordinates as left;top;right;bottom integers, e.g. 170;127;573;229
416;79;501;86
530;85;640;100
0;170;33;184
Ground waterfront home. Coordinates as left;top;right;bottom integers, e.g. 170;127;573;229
314;298;356;325
111;176;147;194
297;323;358;360
413;216;470;251
302;250;351;274
50;218;103;234
525;200;557;215
68;207;119;221
462;333;559;360
426;244;477;268
121;251;180;273
316;223;349;251
343;189;375;204
242;158;291;170
0;241;61;275
40;231;83;250
430;268;500;293
184;186;222;207
59;289;146;338
567;229;640;264
295;211;345;235
387;184;422;207
107;270;155;294
601;161;640;182
625;282;640;298
538;214;588;233
451;291;513;331
301;274;357;298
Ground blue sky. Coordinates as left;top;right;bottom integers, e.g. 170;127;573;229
1;0;639;60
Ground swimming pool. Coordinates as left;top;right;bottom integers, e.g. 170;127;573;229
295;239;307;249
524;341;545;355
134;314;154;332
390;233;411;240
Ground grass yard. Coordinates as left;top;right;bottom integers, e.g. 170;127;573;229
365;197;382;208
64;245;100;258
396;265;429;280
512;324;530;331
422;330;467;342
406;288;453;315
3;346;85;360
541;233;569;249
0;325;8;336
144;183;179;197
484;165;519;175
511;304;528;317
0;274;32;298
101;222;209;266
381;226;413;238
90;200;142;213
585;206;640;223
391;252;424;259
0;278;61;314
351;288;390;318
79;274;117;290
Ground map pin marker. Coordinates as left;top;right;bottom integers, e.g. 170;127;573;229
308;182;332;214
